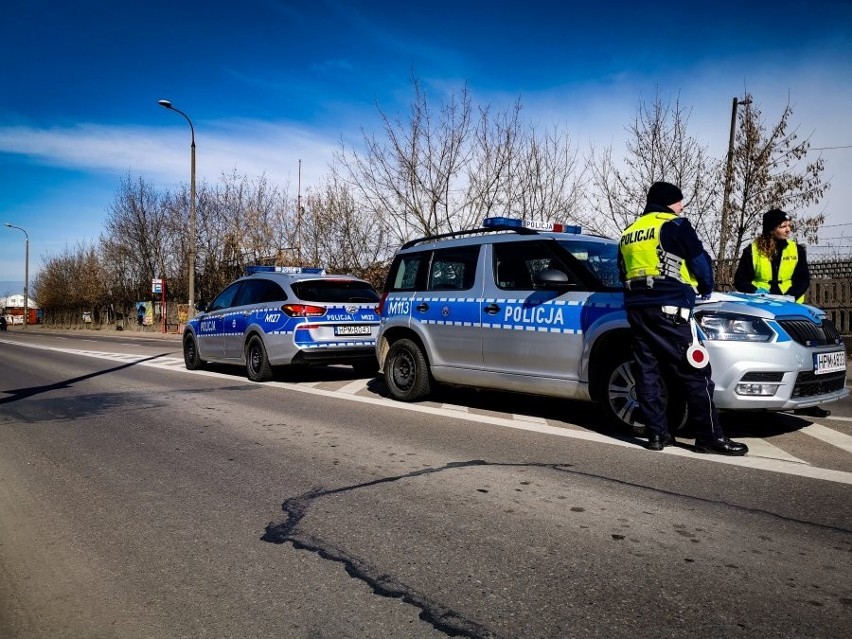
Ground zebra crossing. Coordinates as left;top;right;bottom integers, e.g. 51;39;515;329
3;338;851;484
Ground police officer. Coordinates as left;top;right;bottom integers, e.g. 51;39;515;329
733;208;810;303
734;209;830;417
618;181;748;455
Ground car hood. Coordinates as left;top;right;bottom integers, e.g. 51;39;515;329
694;292;827;323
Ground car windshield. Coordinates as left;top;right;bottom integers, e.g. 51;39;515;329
557;239;622;289
291;279;380;303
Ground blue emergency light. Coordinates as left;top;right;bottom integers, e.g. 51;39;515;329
482;217;581;234
245;265;326;275
482;216;524;228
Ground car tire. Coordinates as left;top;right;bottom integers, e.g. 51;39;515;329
384;338;431;401
596;350;687;435
246;335;274;382
183;334;206;370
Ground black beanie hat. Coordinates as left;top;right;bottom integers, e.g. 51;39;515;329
762;208;790;235
647;181;684;207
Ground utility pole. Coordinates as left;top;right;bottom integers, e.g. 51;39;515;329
718;96;752;284
297;159;302;264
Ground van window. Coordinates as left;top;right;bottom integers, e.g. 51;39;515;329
389;254;425;291
427;246;480;291
493;241;580;290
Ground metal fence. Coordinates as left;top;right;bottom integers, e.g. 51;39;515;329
804;260;852;353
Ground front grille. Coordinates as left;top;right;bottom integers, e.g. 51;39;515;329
792;370;847;398
777;318;843;347
740;372;785;382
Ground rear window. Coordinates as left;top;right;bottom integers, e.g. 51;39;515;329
291;279;379;303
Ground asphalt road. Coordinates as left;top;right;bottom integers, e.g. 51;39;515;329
1;328;850;638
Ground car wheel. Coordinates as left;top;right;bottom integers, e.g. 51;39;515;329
596;351;687;435
384;338;431;401
246;335;274;382
183;334;206;370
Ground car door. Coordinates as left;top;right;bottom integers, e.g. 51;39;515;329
196;282;242;360
481;239;588;383
222;278;286;360
411;245;483;371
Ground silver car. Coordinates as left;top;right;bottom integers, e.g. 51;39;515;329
184;267;380;381
376;218;847;430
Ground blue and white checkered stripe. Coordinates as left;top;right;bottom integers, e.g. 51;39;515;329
398;295;625;334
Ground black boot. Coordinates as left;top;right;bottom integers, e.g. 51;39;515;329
695;438;748;456
647;433;674;451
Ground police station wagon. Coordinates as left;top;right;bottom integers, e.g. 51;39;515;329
375;218;847;430
183;266;380;381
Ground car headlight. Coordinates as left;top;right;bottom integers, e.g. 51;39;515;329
695;312;774;342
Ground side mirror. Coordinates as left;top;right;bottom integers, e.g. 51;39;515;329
533;268;576;290
195;301;208;313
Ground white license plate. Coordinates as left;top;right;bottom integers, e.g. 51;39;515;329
813;350;846;375
334;325;372;336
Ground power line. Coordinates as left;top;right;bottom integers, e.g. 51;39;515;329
810;144;852;150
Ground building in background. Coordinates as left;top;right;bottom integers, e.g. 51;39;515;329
0;293;40;325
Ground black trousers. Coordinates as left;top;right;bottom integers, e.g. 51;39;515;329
626;306;725;441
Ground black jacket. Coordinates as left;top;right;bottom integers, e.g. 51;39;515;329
733;239;810;299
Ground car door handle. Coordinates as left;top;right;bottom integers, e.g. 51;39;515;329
484;303;501;314
416;303;429;313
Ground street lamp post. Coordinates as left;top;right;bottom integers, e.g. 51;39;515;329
158;99;197;316
4;223;29;329
718;96;752;279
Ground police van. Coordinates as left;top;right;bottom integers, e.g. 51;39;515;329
183;266;380;381
375;218;847;430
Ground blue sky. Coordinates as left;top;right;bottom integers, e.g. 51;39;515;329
2;0;851;291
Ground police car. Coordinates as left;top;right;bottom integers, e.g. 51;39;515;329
183;266;381;381
375;217;847;430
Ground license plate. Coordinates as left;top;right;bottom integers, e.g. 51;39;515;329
813;350;846;375
334;325;372;336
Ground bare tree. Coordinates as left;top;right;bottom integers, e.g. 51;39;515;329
585;92;719;243
335;77;476;243
723;93;828;263
32;243;106;326
295;175;389;281
337;77;588;247
100;175;171;302
464;103;585;226
509;123;586;225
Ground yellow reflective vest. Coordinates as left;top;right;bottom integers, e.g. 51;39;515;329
619;213;699;287
751;240;803;302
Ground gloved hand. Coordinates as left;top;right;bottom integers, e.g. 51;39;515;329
755;287;769;294
698;293;712;301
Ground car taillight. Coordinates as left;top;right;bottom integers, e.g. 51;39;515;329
281;304;326;317
377;291;388;315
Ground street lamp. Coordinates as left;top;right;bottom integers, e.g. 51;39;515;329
718;96;752;275
158;99;197;315
4;223;29;329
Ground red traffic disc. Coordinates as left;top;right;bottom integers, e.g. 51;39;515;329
686;344;709;368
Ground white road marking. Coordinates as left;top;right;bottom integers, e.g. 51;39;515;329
513;414;549;424
441;404;470;412
336;379;368;395
799;423;852;454
732;437;808;465
3;338;851;485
